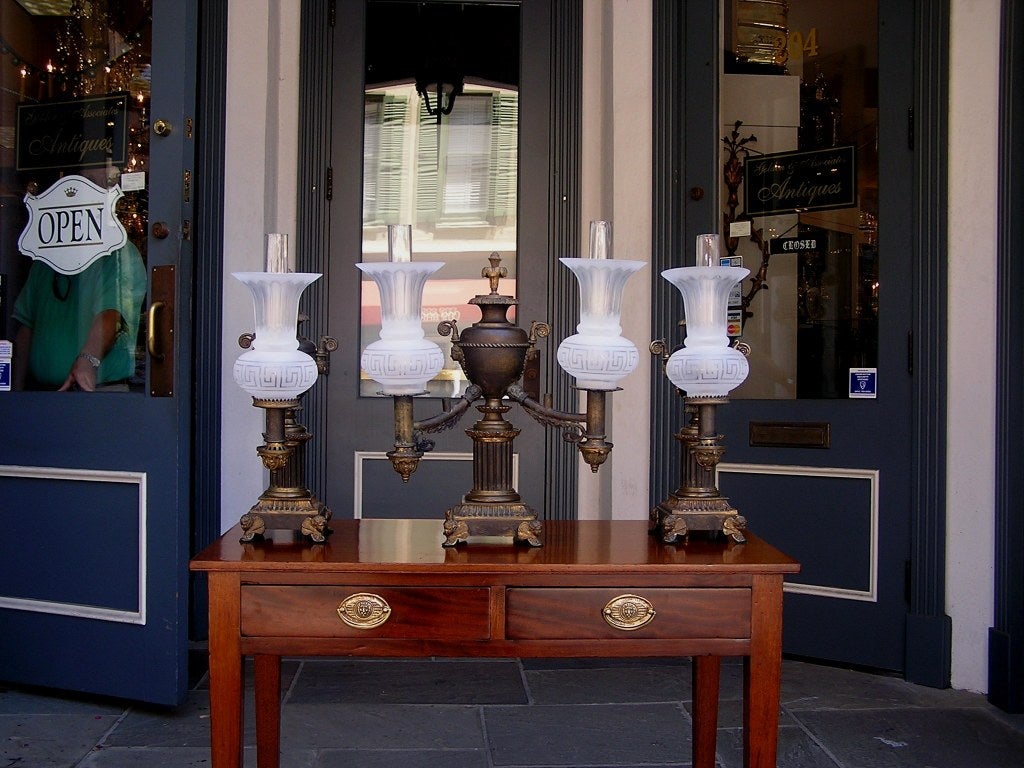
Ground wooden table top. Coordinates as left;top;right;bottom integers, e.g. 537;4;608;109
191;519;799;576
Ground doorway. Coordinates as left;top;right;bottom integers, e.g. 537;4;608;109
652;0;949;678
297;0;585;529
0;0;198;705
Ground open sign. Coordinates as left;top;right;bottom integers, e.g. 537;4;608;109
17;175;128;275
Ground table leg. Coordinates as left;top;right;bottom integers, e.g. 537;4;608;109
692;655;721;768
207;572;244;768
743;574;784;768
254;654;282;768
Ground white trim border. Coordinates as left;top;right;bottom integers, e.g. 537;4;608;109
0;464;147;624
353;451;519;518
717;462;879;603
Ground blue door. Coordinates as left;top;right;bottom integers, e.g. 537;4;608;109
0;1;195;705
657;0;918;673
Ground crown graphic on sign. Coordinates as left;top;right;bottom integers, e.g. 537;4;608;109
64;186;78;197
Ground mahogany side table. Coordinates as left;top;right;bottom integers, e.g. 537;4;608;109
191;519;799;768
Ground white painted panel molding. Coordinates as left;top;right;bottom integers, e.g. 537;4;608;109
0;465;147;624
353;451;519;519
717;462;879;602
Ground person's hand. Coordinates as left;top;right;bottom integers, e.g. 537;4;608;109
58;356;99;391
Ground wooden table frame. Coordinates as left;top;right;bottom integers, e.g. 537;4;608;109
191;520;798;768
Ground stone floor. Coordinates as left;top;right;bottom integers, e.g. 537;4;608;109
3;656;1024;767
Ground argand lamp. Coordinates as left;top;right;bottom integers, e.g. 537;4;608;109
650;233;751;543
360;221;644;547
233;234;336;542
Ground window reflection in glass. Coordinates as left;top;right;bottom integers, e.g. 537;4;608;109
359;0;520;399
360;83;519;398
722;0;879;400
0;1;151;392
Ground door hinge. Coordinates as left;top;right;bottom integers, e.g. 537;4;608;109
325;166;333;201
185;117;193;139
907;330;914;376
183;169;192;203
907;107;914;151
329;0;336;26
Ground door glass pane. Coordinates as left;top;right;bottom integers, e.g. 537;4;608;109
359;1;519;398
0;1;150;393
721;0;878;399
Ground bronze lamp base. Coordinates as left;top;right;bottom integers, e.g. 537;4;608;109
442;502;543;547
650;397;747;545
240;495;332;543
238;399;333;544
650;497;746;544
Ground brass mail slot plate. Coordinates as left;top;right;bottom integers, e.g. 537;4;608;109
749;421;831;449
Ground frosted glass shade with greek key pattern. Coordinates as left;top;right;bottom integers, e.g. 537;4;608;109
662;265;750;397
556;258;646;390
232;272;321;400
357;261;446;395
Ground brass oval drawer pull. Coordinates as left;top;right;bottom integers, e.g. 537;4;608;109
337;593;391;629
602;594;656;631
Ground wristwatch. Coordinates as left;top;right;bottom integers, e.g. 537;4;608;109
77;352;102;369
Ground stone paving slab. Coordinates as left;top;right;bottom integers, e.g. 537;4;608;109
2;659;1024;768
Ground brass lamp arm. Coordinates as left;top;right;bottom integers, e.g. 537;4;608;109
507;385;613;472
506;384;585;436
413;384;483;435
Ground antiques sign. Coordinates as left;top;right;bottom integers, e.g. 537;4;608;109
744;145;857;216
15;93;129;172
17;175;128;275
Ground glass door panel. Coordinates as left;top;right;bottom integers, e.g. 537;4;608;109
722;0;878;400
1;1;151;392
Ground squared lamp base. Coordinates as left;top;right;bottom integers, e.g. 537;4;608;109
650;496;746;544
239;495;332;543
442;502;543;547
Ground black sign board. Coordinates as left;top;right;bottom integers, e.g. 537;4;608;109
769;236;825;255
15;93;129;172
744;145;857;216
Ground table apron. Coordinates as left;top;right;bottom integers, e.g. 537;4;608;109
235;572;759;588
238;636;753;657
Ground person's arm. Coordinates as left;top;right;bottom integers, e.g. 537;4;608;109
58;309;122;392
13;324;32;390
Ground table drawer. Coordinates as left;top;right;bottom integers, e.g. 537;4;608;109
506;588;751;640
241;586;491;639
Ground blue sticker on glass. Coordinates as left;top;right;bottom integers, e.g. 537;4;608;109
849;368;877;399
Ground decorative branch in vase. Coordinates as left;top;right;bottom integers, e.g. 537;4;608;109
721;120;771;325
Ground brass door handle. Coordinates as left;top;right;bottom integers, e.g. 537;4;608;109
148;266;175;397
153;119;172;137
147;301;166;360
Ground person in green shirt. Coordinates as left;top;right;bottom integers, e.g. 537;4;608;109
11;243;146;391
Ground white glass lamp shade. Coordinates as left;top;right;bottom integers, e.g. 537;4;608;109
357;261;446;395
232;272;321;400
661;265;750;397
556;258;646;390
